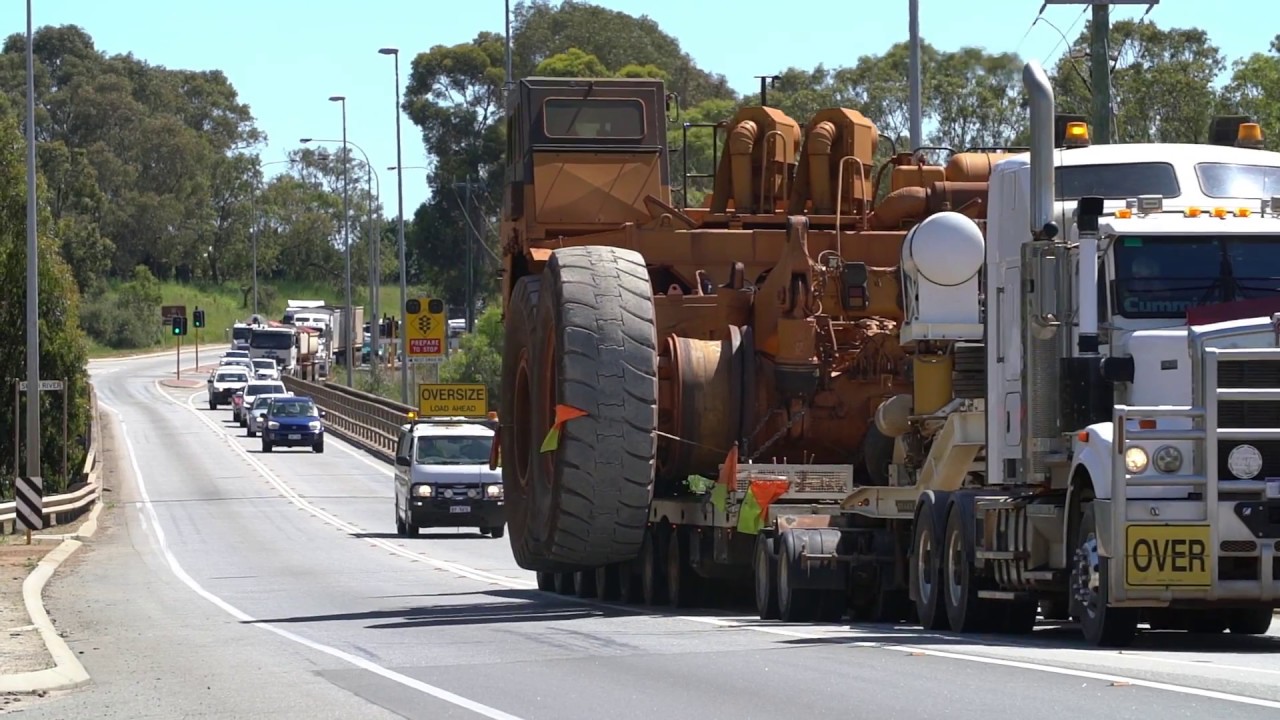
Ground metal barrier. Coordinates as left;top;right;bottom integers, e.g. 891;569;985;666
281;376;412;461
1;384;102;533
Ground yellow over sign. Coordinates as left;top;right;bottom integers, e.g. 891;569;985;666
1124;524;1211;588
418;383;487;417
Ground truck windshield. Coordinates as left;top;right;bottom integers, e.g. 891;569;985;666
1112;234;1280;318
250;332;293;350
415;436;492;465
1056;162;1180;200
1195;162;1280;199
232;327;252;341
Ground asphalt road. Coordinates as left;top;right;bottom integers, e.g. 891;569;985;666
12;348;1280;719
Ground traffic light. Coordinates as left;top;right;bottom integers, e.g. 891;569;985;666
193;309;205;328
172;316;188;336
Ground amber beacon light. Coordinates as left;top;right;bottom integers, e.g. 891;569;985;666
1237;122;1264;148
1063;121;1090;148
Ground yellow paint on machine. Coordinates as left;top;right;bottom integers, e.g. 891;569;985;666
417;383;488;418
1124;524;1211;588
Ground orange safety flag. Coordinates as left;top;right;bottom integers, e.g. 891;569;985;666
710;443;739;513
540;404;589;453
736;479;791;534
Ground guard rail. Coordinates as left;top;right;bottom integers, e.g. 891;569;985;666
1;384;102;534
280;376;412;463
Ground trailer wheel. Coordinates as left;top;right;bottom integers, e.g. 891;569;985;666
1228;608;1275;635
754;533;781;620
594;564;620;601
666;526;701;608
943;504;996;632
573;569;597;598
911;497;949;630
617;556;643;604
552;571;575;595
777;530;817;622
501;275;560;571
536;571;556;592
1072;503;1138;647
640;526;667;606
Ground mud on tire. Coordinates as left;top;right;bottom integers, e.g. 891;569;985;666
531;245;659;568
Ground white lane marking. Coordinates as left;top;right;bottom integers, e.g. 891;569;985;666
155;384;1280;710
101;400;527;720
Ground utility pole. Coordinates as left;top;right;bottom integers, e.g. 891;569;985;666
453;179;477;334
1089;4;1112;144
22;0;42;539
908;0;923;151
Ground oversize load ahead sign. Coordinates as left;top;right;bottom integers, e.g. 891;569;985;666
418;383;487;417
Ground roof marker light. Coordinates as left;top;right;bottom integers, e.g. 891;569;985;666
1185;207;1202;217
1212;207;1228;218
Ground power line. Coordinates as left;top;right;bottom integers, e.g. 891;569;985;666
1041;5;1089;63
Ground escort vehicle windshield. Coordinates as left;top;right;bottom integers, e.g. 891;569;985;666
415;436;493;465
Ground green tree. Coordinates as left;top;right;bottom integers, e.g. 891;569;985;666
0;115;90;493
1218;34;1280;151
535;48;608;77
440;304;503;406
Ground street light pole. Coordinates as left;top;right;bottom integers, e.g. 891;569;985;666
24;0;41;490
329;95;353;388
380;47;411;405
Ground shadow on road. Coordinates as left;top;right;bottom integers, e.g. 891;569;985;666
350;531;492;540
243;589;627;630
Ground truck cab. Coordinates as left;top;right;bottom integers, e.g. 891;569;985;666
393;415;505;539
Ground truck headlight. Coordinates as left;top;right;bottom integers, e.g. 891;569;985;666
413;484;433;498
267;421;280;430
308;421;321;431
1124;446;1149;474
1153;445;1183;474
485;484;503;499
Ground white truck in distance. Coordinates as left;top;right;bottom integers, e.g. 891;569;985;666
249;325;297;371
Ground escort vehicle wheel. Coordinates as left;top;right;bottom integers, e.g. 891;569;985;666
594;564;620;601
395;501;408;537
640;526;667;606
488;525;505;540
777;530;816;622
911;497;949;630
754;533;781;620
530;246;658;568
261;440;272;453
501;276;561;572
209;400;216;410
666;526;700;609
1228;608;1274;635
313;440;324;454
536;571;556;592
943;504;995;633
1072;503;1138;647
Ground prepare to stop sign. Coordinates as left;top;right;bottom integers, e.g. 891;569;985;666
409;338;442;353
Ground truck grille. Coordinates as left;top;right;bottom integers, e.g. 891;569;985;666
1217;360;1280;478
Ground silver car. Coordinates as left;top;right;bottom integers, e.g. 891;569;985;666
246;393;292;437
235;380;288;425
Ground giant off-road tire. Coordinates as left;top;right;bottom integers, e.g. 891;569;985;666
502;275;561;572
530;246;659;568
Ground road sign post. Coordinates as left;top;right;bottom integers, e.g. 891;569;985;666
12;378;66;540
404;297;446;364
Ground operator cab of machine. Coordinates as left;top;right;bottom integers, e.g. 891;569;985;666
393;413;505;539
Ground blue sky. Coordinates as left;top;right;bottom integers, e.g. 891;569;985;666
3;1;1272;216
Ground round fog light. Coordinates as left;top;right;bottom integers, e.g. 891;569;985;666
1152;445;1182;474
1124;446;1149;474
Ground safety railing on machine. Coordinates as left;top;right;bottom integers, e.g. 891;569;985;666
280;376;413;462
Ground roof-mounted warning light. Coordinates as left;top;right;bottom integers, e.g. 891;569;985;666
1063;122;1090;148
1237;122;1265;149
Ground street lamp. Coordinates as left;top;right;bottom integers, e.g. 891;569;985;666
252;159;294;317
380;46;411;405
300;136;382;379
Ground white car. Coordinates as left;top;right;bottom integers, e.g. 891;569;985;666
223;350;251;360
235;380;288;426
246;393;292;437
251;358;280;381
207;367;250;410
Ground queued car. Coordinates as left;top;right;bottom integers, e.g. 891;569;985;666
393;416;504;538
260;396;326;453
207;367;250;410
219;357;255;374
251;358;280;381
234;380;288;425
246;392;291;437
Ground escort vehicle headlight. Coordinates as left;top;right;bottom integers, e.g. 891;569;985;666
1152;445;1183;474
1124;446;1149;474
308;421;321;431
485;484;503;499
413;484;433;498
267;421;280;430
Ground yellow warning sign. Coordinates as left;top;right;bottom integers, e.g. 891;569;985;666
405;297;446;360
418;383;488;417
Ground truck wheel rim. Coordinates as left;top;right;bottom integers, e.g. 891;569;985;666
946;525;965;605
1073;535;1102;620
917;529;935;606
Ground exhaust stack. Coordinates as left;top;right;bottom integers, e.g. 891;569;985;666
1023;61;1055;237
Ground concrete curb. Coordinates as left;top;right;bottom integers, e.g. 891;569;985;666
0;492;103;693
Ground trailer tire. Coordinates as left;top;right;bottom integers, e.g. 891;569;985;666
501;275;563;572
666;526;700;608
1072;503;1138;647
777;530;818;622
594;564;620;601
943;504;996;632
531;246;658;568
640;525;666;606
911;497;949;630
1228;608;1275;635
754;533;781;620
